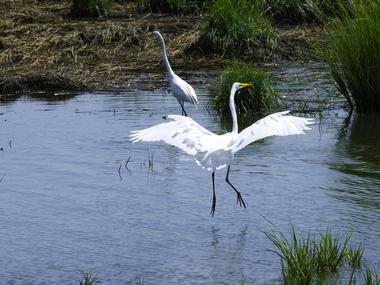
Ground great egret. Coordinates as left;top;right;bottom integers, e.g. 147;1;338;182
153;31;198;116
130;82;314;216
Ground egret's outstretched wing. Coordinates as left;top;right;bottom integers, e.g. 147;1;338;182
130;115;217;155
230;111;315;153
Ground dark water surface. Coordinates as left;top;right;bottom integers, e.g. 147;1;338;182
0;65;379;284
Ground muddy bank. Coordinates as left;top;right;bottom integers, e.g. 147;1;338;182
0;0;326;95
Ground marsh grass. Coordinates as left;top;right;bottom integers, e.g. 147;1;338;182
266;226;363;285
316;228;350;273
322;0;380;113
79;272;97;285
364;267;380;285
71;0;112;17
210;61;280;117
204;0;278;53
346;246;364;270
139;0;204;14
266;227;317;285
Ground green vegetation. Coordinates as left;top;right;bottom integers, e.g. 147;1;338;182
266;226;363;285
315;228;350;273
364;267;380;285
79;272;98;285
204;0;278;53
210;61;279;116
346;245;364;269
71;0;112;17
322;0;380;113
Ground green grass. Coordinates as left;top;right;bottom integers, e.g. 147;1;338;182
71;0;112;17
266;226;363;285
315;228;350;273
79;272;97;285
204;0;278;53
364;267;380;285
266;227;317;285
346;245;364;269
210;61;280;117
322;0;380;113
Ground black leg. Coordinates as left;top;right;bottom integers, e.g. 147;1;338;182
225;166;246;208
210;171;216;217
180;102;187;117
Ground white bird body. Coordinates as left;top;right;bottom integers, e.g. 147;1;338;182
131;82;314;216
153;31;198;115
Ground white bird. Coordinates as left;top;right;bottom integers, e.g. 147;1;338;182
153;31;198;116
130;82;314;216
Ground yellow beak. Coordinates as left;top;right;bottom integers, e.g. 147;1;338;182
239;83;253;88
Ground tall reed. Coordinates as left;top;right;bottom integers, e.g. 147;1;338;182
322;0;380;113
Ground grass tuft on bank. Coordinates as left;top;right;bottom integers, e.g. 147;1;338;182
210;61;279;116
204;0;278;54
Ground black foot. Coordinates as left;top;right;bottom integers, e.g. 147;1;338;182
210;195;216;217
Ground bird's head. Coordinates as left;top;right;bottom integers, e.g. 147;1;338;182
231;82;253;95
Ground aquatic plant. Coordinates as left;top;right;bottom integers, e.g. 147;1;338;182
346;245;364;269
364;267;380;285
266;225;364;285
266;227;317;285
210;61;280;117
204;0;278;53
79;272;98;285
322;0;380;113
71;0;112;17
315;228;350;273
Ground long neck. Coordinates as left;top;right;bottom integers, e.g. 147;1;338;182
156;34;174;77
230;89;238;134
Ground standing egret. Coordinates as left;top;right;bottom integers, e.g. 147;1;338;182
153;31;198;116
130;82;314;216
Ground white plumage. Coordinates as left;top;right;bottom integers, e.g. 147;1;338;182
130;82;314;216
153;31;198;116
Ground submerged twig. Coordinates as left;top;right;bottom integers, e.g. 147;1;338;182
0;173;5;183
118;164;122;180
125;156;131;170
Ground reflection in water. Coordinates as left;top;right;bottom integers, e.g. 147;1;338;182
330;114;380;214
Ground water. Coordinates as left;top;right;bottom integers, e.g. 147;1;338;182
0;64;379;284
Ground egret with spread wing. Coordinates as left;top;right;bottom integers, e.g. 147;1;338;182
153;31;198;116
130;82;314;216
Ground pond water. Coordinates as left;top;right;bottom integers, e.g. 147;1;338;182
0;64;379;284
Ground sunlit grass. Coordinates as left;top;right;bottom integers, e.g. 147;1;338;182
210;61;280;117
266;225;364;285
316;228;350;273
266;227;317;285
204;0;278;53
346;245;364;270
322;0;380;113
